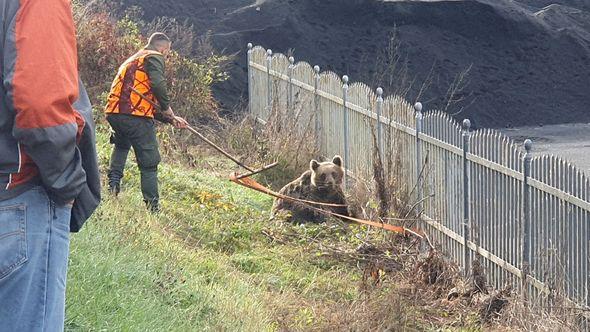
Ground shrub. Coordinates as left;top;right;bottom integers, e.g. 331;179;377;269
223;101;319;191
73;0;227;124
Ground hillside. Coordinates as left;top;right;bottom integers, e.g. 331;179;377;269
64;125;586;330
65;129;489;331
119;0;590;128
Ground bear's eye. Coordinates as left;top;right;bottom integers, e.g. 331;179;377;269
320;174;326;181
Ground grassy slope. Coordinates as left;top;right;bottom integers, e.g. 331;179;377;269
65;127;488;331
65;128;369;331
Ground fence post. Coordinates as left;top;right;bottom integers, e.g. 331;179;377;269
522;139;533;299
342;75;350;187
314;65;321;154
287;56;295;113
266;49;273;113
376;87;384;161
462;119;472;277
247;43;253;116
414;102;423;215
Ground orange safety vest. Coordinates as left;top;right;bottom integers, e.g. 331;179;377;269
105;49;162;118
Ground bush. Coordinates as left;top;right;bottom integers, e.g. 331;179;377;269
73;0;227;124
223;103;318;190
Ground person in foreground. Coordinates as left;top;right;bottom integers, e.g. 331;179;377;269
0;0;101;331
105;32;188;213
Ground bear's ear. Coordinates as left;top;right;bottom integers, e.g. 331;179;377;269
332;155;343;167
310;160;320;171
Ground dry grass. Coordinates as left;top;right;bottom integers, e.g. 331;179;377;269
223;100;318;190
496;294;588;331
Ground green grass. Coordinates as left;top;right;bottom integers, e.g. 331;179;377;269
65;129;367;331
65;127;490;331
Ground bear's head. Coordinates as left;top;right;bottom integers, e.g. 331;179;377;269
310;155;344;191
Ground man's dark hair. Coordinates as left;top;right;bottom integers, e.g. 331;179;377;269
147;32;171;48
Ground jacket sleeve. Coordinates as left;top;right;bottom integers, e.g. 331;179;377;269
145;55;172;112
5;0;86;205
70;78;101;232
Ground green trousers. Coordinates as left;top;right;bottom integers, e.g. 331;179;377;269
107;114;161;208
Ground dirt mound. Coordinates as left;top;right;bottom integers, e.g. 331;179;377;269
122;0;590;128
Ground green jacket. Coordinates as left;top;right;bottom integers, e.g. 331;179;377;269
144;46;171;113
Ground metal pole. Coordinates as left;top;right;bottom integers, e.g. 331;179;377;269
247;43;253;116
376;87;384;161
414;102;423;215
342;75;350;188
462;119;472;277
266;49;273;113
522;139;533;298
314;65;321;154
129;86;258;173
287;56;295;113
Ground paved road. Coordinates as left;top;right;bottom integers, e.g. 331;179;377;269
501;123;590;173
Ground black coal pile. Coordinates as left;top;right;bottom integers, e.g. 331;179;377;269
121;0;590;128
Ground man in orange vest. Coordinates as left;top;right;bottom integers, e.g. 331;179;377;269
105;32;188;212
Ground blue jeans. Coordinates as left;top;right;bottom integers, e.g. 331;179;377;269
0;186;71;332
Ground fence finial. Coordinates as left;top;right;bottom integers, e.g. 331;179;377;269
288;56;295;65
462;119;471;131
247;43;253;50
314;65;320;73
414;102;423;113
376;87;383;97
266;49;273;57
342;75;349;86
524;139;533;153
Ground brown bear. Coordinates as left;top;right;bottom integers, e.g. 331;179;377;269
272;155;349;222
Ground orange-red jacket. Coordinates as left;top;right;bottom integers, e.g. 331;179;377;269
0;0;101;230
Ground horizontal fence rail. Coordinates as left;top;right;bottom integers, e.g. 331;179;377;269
246;44;590;313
